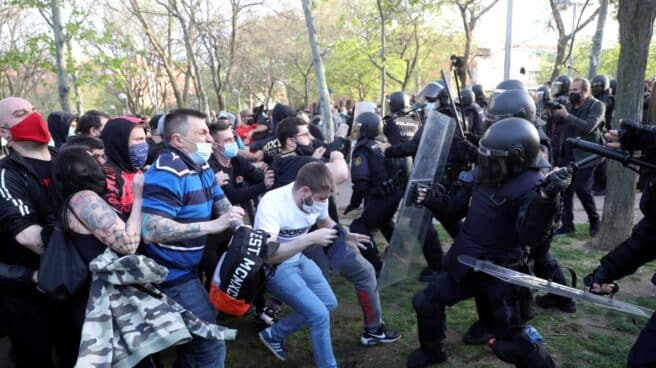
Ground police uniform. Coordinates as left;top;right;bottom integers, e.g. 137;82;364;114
408;118;562;368
348;137;407;275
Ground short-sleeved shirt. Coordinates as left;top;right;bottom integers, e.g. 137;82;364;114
254;182;328;265
141;146;225;285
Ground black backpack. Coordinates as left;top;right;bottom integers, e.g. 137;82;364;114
209;226;279;317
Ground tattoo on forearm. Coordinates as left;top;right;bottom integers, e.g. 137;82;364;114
142;213;202;243
213;197;232;217
69;190;138;254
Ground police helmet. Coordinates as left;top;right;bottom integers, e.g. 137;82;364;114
389;91;410;114
591;75;610;98
551;75;572;97
477;117;540;184
472;84;485;98
610;79;617;95
417;82;443;102
355;112;382;140
485;89;536;127
495;79;527;92
438;86;452;106
536;85;551;102
459;88;475;107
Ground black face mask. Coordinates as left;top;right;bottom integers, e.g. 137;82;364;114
569;92;582;105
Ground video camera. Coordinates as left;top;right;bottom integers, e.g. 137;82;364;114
544;95;570;111
450;55;466;71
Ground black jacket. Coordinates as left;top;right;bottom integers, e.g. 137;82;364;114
0;148;57;289
554;97;606;164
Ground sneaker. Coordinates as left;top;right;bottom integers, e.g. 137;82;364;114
589;221;600;237
418;267;437;282
360;324;401;346
535;294;576;313
406;347;447;368
462;320;494;345
553;225;575;236
259;328;287;361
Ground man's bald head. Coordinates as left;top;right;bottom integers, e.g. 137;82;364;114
0;97;35;128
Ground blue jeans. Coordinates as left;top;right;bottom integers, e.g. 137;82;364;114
267;254;338;368
160;277;226;368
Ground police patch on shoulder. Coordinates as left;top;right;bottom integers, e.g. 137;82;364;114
353;156;362;166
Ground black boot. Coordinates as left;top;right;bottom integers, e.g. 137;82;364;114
462;320;494;345
406;346;446;368
536;293;576;313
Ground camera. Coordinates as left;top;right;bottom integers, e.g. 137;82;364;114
450;55;466;70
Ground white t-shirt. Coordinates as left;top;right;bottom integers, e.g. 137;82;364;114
254;182;329;264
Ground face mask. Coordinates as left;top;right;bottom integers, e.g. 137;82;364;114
569;92;581;105
192;142;213;164
68;126;76;137
9;112;51;143
425;102;436;111
302;193;328;214
222;142;239;159
128;142;149;169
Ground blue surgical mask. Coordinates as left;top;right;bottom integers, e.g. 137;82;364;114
68;126;76;137
302;194;328;214
192;142;213;165
128;142;149;169
425;102;436;111
222;142;239;159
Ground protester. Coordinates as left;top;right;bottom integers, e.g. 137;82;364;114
47;111;78;148
141;108;245;368
100;117;148;219
75;110;110;138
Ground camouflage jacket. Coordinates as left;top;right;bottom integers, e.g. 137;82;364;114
76;249;237;368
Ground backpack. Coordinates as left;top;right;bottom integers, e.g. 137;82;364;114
209;226;279;317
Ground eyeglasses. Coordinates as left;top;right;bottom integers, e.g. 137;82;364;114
295;131;311;139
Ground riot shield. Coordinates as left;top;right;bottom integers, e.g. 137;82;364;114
458;255;654;319
378;111;456;289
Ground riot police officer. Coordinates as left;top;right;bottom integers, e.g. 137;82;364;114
345;112;408;276
384;91;420;145
407;117;571;368
591;75;615;195
552;75;572;99
472;84;487;110
459;88;485;143
585;119;656;368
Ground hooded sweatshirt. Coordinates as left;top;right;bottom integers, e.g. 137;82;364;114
47;111;77;148
100;118;143;218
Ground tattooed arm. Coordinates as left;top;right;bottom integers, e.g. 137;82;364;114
142;207;245;244
213;197;245;229
69;190;140;255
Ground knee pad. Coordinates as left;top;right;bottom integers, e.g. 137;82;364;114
412;291;437;316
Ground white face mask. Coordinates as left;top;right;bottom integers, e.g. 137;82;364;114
302;194;328;214
192;142;213;164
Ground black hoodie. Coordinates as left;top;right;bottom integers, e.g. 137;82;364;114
47;111;77;148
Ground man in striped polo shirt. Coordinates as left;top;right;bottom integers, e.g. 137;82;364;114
141;109;244;368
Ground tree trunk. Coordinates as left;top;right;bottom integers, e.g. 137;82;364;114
50;0;70;112
376;0;386;116
551;36;568;81
178;14;209;115
301;0;334;141
593;0;656;250
588;0;608;79
65;38;82;113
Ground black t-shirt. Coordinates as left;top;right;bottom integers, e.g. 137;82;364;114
270;155;321;189
23;157;53;189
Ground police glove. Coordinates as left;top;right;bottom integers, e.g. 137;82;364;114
539;167;572;198
619;119;656;151
583;265;619;295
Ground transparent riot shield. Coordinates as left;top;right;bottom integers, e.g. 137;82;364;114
378;111;456;289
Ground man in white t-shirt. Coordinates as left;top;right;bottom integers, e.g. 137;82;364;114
255;162;368;368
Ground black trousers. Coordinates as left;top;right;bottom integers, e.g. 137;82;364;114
628;311;656;367
349;191;403;275
562;164;600;227
0;289;82;368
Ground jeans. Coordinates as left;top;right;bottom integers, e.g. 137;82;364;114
266;254;338;368
159;277;226;368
